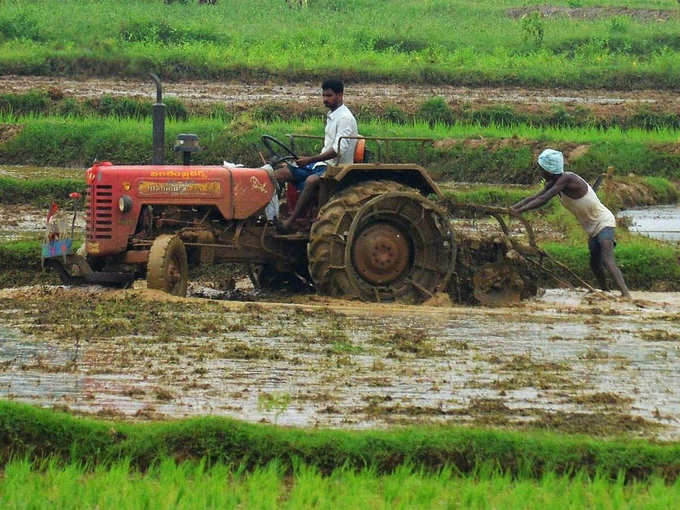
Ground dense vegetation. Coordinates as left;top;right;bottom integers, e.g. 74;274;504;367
1;1;680;89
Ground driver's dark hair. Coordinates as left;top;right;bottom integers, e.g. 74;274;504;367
322;79;344;94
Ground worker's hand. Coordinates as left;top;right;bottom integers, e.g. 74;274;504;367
295;156;314;168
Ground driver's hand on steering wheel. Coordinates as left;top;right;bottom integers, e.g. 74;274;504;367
295;156;314;168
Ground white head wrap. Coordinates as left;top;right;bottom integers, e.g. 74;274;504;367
537;149;564;174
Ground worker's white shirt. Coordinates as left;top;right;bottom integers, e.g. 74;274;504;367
317;104;358;167
559;185;616;237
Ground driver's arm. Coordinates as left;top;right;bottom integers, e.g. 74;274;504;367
296;149;336;168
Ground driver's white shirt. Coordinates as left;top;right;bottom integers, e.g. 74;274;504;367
315;104;358;167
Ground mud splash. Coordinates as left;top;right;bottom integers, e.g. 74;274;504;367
0;286;678;438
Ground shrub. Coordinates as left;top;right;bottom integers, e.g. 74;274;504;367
0;90;50;116
417;97;454;127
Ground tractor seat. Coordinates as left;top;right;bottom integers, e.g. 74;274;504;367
353;137;366;163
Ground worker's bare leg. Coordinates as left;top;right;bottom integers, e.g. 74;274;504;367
600;239;631;298
283;174;320;231
589;243;609;291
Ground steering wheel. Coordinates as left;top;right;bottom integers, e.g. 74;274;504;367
261;135;298;164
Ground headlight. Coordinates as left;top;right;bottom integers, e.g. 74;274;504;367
118;195;133;213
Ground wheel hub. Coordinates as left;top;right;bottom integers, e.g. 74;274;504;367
352;223;410;285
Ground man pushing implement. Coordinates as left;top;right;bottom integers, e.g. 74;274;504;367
511;149;631;299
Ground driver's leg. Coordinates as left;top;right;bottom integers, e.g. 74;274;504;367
274;166;293;184
282;174;320;230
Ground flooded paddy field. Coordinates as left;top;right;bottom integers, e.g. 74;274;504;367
619;205;680;243
0;286;679;439
0;204;85;243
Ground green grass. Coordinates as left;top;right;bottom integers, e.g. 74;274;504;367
3;115;680;182
2;0;680;89
1;457;680;509
543;239;680;291
2;401;680;482
0;176;84;206
8;90;680;133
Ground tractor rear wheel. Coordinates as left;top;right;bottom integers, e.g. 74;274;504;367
307;180;455;303
147;234;188;296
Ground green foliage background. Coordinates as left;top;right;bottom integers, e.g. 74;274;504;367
1;0;680;88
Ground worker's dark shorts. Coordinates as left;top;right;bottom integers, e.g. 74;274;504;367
588;227;616;258
290;163;327;191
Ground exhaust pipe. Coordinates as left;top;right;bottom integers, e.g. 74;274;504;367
150;73;165;165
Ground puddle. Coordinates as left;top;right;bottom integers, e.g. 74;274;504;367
618;205;680;242
0;287;679;438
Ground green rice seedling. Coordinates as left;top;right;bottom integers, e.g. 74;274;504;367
3;115;680;181
3;401;680;481
2;457;680;509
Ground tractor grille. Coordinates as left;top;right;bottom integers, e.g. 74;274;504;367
86;184;113;240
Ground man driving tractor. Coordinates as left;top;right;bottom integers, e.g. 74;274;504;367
274;79;358;232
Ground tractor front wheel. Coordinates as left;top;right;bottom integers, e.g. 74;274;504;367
147;234;188;296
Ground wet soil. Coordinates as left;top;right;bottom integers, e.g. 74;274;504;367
0;204;85;243
1;75;677;119
506;6;678;22
0;286;678;439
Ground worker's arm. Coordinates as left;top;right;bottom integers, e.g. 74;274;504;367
511;182;551;209
513;179;566;213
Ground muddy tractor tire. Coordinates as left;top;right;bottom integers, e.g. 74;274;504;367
307;180;455;303
147;234;189;296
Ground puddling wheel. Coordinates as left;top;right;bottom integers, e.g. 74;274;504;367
308;180;456;303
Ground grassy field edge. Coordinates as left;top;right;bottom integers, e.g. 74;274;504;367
2;400;680;481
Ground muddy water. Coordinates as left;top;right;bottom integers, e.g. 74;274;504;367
0;287;679;439
0;204;85;243
618;205;680;242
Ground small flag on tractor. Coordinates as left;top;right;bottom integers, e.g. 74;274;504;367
46;201;59;222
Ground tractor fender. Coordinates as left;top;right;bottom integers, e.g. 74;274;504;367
324;163;442;198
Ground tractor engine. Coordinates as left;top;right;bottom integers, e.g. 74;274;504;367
84;161;277;257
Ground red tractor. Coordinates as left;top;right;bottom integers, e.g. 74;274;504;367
43;77;456;303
